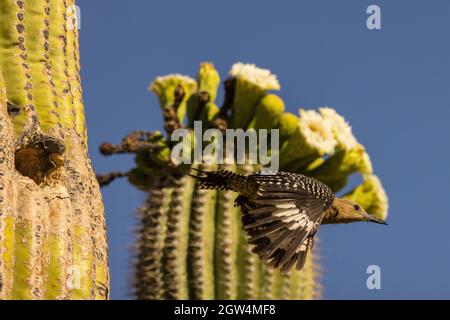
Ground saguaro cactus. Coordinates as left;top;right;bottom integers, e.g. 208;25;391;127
99;62;388;300
0;0;109;299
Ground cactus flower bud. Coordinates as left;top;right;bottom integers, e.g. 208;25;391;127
149;74;197;123
280;109;336;169
249;94;285;130
228;63;280;129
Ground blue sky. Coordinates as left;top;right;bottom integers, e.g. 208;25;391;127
77;0;450;299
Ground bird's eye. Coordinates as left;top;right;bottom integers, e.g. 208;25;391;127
354;204;360;211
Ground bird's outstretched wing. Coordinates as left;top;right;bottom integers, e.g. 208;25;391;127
237;172;332;273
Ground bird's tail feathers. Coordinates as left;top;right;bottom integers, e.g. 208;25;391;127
188;168;246;192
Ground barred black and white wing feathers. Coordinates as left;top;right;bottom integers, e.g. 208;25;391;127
191;169;334;272
238;172;334;272
293;235;316;272
239;195;324;272
248;171;334;206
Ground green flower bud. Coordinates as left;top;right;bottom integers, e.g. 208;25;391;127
279;112;299;144
187;63;220;127
343;175;389;220
228;63;280;129
149;74;197;123
198;62;220;103
248;94;285;130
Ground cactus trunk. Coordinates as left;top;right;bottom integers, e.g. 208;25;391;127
0;0;109;299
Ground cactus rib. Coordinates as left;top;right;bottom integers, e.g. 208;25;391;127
188;164;216;300
162;174;194;299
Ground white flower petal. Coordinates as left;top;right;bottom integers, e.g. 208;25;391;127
298;108;336;155
319;107;358;151
229;62;280;91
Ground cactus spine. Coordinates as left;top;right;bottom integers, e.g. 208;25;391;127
0;0;109;299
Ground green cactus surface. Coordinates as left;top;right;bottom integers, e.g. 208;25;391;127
0;0;109;299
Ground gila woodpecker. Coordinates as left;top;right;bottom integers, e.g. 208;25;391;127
190;169;387;273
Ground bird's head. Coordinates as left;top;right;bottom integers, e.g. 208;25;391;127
330;198;387;225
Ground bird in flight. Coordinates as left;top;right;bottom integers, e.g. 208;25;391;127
190;169;387;273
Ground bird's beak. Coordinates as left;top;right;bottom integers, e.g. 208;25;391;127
365;213;388;225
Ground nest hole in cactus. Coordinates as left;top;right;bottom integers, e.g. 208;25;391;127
14;133;65;184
